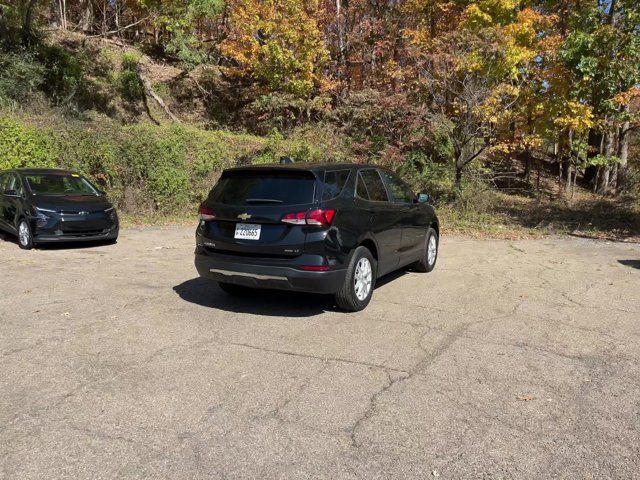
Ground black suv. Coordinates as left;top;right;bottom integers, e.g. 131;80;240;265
0;169;119;249
194;163;439;311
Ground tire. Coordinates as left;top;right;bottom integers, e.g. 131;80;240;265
413;227;438;272
335;246;376;312
17;219;34;250
218;282;252;296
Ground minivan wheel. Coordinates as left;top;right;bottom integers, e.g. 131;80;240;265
413;227;438;272
17;219;34;250
218;282;251;296
335;246;376;312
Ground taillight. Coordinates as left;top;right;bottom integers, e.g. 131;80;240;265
282;209;336;227
282;211;307;225
307;209;335;226
199;206;216;221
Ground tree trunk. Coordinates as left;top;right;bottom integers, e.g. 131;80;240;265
336;0;345;65
114;0;120;35
565;128;574;191
23;0;38;43
454;162;463;191
79;0;93;32
616;107;630;193
584;129;602;184
0;6;6;40
136;66;181;123
597;130;615;195
58;0;67;30
523;146;532;183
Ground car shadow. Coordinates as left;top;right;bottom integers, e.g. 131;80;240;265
173;277;337;317
0;232;115;251
618;260;640;270
36;240;117;251
374;269;409;288
0;232;18;247
173;270;411;317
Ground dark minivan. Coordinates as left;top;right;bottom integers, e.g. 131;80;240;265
0;169;119;249
195;163;439;311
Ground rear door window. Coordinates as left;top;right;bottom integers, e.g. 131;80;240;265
357;169;389;202
322;169;350;200
210;170;316;206
380;171;414;203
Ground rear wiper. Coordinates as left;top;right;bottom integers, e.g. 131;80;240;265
246;198;283;204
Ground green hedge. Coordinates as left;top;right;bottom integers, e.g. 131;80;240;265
0;115;265;214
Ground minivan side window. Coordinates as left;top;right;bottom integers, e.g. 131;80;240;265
380;171;414;203
322;169;350;201
0;173;8;191
357;169;389;202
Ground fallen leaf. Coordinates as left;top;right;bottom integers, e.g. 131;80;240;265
516;395;536;402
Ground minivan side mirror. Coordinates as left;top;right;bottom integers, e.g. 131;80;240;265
3;189;19;198
417;193;430;204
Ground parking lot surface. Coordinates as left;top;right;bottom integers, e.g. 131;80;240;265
1;226;640;479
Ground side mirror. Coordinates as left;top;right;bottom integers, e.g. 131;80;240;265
417;193;430;204
3;189;19;198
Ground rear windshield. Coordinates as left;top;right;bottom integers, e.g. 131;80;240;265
210;170;316;206
25;173;98;196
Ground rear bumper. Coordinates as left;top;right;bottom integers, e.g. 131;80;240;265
195;252;346;294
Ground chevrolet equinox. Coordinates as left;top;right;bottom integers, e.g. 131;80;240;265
194;163;439;311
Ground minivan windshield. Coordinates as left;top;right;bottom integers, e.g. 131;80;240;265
25;173;99;196
210;171;316;206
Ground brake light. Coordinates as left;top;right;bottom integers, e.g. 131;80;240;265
199;206;216;221
307;209;335;226
282;209;336;227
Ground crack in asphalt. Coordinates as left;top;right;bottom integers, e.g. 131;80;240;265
348;321;474;448
225;341;409;374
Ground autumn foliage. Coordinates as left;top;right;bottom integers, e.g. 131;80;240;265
1;0;639;196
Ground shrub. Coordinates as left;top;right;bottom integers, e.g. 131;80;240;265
117;52;143;101
0;112;387;215
38;44;85;105
0;117;57;170
0;48;45;104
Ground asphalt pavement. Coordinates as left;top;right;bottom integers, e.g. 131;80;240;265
1;226;639;479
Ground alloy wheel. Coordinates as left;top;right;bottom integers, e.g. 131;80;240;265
19;221;30;247
427;234;437;266
354;257;373;301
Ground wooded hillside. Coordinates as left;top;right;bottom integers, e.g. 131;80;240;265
1;0;639;237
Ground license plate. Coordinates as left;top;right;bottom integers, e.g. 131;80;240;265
234;223;261;240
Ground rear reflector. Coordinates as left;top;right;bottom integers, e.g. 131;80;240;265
282;209;336;227
199;206;216;221
300;265;330;271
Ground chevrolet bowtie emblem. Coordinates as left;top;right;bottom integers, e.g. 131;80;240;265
237;213;252;220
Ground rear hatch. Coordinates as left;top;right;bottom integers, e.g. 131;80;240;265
200;168;319;258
